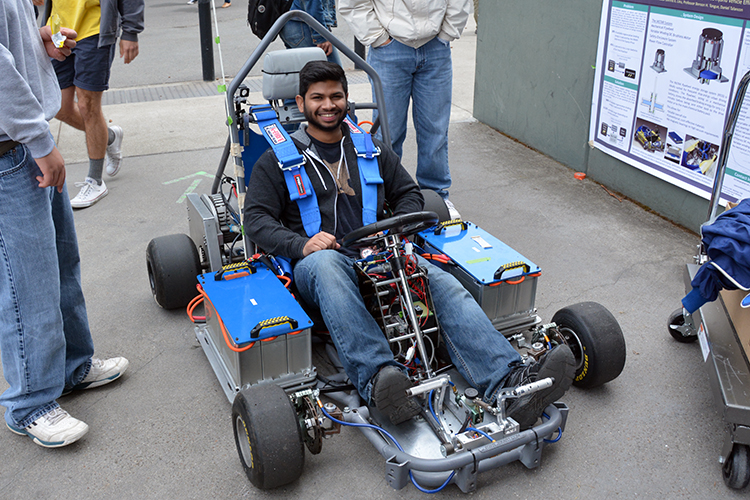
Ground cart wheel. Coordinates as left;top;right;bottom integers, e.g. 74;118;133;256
723;444;750;489
146;234;201;310
667;308;698;343
421;189;451;222
552;302;626;389
232;384;305;490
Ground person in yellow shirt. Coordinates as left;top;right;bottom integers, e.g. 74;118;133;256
45;0;144;209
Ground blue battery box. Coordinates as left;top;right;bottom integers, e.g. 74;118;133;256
415;221;542;334
196;262;315;401
199;263;312;345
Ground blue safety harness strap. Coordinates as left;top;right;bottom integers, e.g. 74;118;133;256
251;104;321;236
248;106;383;236
343;117;383;226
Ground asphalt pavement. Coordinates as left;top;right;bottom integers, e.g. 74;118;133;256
0;1;739;498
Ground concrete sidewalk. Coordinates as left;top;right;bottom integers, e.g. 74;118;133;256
1;4;738;499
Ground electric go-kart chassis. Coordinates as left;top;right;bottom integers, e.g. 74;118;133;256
145;11;627;493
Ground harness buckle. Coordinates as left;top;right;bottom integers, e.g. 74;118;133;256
355;146;381;159
278;159;306;172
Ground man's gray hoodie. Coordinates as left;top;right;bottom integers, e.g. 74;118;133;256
0;0;61;158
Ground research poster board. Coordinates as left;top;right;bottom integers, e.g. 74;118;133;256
589;0;750;204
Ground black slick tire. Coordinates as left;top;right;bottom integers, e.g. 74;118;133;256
232;384;305;490
421;189;451;223
551;302;626;389
146;234;201;310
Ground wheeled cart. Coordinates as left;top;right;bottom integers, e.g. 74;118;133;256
668;70;750;490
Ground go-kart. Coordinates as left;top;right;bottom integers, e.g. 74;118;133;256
145;11;627;493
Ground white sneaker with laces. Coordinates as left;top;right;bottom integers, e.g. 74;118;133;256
70;178;108;208
7;407;89;448
444;199;462;220
105;125;123;176
73;357;129;391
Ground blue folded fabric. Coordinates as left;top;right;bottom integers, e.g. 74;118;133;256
682;198;750;313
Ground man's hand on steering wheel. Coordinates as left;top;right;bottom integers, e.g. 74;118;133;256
303;232;341;256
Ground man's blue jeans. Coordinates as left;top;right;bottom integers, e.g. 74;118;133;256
0;145;94;428
294;250;521;404
367;37;453;197
280;21;342;66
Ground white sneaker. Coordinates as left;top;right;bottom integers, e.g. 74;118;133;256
7;407;89;448
105;125;123;176
70;178;108;208
444;199;462;220
71;357;130;391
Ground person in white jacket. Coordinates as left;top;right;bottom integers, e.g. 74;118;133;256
339;0;470;216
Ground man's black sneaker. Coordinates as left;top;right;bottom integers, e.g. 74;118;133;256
371;366;422;425
503;345;575;429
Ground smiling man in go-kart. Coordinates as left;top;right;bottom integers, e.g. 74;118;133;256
243;61;575;427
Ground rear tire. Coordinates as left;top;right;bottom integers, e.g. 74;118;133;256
232;384;305;490
146;234;201;310
421;189;451;223
552;302;626;389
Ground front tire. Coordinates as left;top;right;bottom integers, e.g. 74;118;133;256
232;384;305;490
552;302;626;389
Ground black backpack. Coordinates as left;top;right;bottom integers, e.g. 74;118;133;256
247;0;294;39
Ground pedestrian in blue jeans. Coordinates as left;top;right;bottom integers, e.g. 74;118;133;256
244;61;575;427
281;0;341;66
339;0;470;219
0;0;129;448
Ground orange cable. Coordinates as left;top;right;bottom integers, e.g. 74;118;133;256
198;285;256;352
187;286;206;322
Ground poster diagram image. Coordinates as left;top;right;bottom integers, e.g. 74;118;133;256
600;122;626;145
650;48;666;73
642;49;666;114
684;28;730;84
664;131;683;164
681;135;719;177
633;118;665;153
607;59;637;80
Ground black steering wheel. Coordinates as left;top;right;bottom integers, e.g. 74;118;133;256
342;211;439;249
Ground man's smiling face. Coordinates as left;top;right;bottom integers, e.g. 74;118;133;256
297;80;348;142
